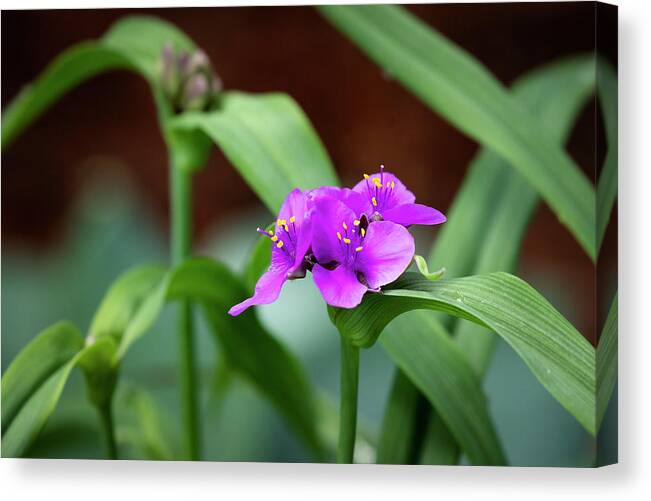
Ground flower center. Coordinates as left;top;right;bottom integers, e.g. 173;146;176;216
257;215;298;257
335;216;367;266
362;164;396;213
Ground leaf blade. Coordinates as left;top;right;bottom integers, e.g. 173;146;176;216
331;272;596;435
381;312;506;465
172;91;339;213
319;4;596;260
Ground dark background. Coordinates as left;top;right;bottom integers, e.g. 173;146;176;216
2;2;616;343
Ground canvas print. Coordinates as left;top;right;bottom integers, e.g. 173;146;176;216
1;2;618;466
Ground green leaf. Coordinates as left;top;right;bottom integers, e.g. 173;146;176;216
1;16;193;150
379;55;596;464
116;385;176;460
331;272;596;435
1;322;84;435
2;360;78;458
376;370;424;464
87;265;169;362
172;91;339;213
101;16;194;80
413;255;445;281
167;257;325;458
381;313;506;465
597;294;618;429
319;4;596;260
596;59;618;252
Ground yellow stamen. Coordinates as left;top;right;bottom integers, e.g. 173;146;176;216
353;219;360;226
372;178;382;188
343;238;351;244
276;240;284;248
363;173;370;179
391;181;395;189
289;216;296;223
337;232;342;240
372;197;378;207
268;229;274;236
342;221;348;230
284;225;289;232
361;228;366;237
271;235;279;242
355;246;363;252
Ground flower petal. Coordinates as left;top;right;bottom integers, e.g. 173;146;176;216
312;264;368;309
308;186;369;218
355;221;415;289
382;203;447;226
278;188;308;226
352;170;415;207
310;196;357;264
228;250;292;316
291;215;312;271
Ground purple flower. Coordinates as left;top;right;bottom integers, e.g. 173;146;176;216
350;165;446;226
310;195;415;309
228;189;311;316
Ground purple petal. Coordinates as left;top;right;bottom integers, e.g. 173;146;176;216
352;170;415;207
355;221;415;289
228;250;292;316
382;203;447;226
310;196;356;264
291;215;312;271
308;186;369;217
312;264;368;309
278;188;308;226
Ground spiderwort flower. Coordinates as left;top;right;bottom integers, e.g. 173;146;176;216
351;164;446;226
228;189;311;316
310;195;415;309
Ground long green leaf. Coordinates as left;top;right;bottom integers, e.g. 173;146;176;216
378;55;596;464
172;92;338;213
596;59;618;252
1;322;84;435
167;257;325;458
318;4;596;260
1;16;192;150
2;360;78;457
381;313;506;465
87;265;169;362
331;272;596;435
597;294;618;428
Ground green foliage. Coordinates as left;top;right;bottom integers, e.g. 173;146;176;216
378;54;597;464
319;4;596;260
332;272;596;435
1;16;192;150
1;322;84;434
382;313;505;465
167;258;325;458
172;92;339;213
597;295;618;428
413;255;445;282
596;59;618;252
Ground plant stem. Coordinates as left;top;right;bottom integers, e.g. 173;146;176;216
170;161;200;460
337;336;359;464
98;402;117;460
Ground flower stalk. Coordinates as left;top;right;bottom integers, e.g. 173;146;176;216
97;401;118;460
337;335;359;464
170;160;200;460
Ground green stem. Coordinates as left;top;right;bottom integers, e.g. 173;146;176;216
98;402;117;460
337;336;359;464
170;161;200;460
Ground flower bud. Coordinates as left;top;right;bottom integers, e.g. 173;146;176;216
159;43;222;113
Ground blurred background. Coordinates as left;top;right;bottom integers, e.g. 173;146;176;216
2;3;617;465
